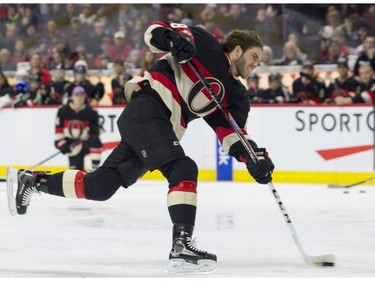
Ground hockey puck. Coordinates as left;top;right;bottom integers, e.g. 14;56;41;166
343;190;350;194
359;190;366;193
322;262;335;267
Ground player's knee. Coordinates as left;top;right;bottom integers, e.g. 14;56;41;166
159;156;198;187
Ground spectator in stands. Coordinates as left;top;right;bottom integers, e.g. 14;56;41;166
78;4;97;26
66;16;88;52
74;41;94;68
257;73;290;103
45;19;66;47
12;39;29;64
111;60;132;105
109;30;133;62
118;4;138;29
87;21;107;57
5;5;21;27
254;8;277;48
319;39;347;64
61;4;79;27
28;72;51;105
29;52;51;86
319;9;344;41
125;49;141;75
222;4;249;33
167;6;191;24
291;62;326;104
202;20;225;42
66;64;104;106
128;18;146;50
335;64;375;104
245;73;261;103
325;57;361;103
298;23;322;64
0;48;16;71
45;4;65;27
3;23;18;50
353;34;375;76
94;37;113;69
23;24;41;50
140;48;157;76
342;13;368;49
363;5;375;31
275;41;307;66
48;62;68;105
260;45;274;66
0;71;16;108
98;54;112;70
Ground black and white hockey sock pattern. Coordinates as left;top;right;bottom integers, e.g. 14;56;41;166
167;181;197;226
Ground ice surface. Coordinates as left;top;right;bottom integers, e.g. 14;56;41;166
0;180;374;277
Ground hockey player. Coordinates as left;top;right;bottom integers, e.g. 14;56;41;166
325;58;361;103
335;64;375;104
291;62;326;104
257;73;290;103
54;86;103;170
15;22;274;273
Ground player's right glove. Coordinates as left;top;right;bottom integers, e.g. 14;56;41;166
56;138;72;155
167;31;196;64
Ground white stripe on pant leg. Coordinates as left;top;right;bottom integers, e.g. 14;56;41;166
62;170;79;198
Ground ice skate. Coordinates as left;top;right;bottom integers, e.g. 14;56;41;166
15;170;47;215
167;224;217;274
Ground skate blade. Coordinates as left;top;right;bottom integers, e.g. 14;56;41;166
166;258;217;274
6;167;18;216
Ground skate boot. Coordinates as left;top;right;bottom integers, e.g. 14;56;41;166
16;170;48;215
167;224;217;274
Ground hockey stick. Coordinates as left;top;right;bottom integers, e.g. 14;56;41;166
188;61;335;267
8;140;82;181
328;175;375;189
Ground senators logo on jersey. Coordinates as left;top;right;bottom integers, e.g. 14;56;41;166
187;78;224;116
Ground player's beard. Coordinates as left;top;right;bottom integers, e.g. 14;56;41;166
233;54;249;79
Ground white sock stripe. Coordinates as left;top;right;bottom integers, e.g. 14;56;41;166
62;170;80;198
167;191;197;207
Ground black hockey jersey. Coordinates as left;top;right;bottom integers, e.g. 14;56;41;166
125;22;252;155
55;103;100;156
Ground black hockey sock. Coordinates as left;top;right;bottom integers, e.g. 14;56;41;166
167;181;197;226
46;170;87;198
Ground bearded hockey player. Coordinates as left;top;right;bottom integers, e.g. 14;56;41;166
14;22;274;274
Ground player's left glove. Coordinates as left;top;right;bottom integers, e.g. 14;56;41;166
245;148;274;184
167;31;196;64
230;140;275;184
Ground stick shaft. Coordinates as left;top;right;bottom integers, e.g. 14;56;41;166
187;61;310;263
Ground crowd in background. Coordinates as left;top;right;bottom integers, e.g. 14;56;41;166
0;3;374;107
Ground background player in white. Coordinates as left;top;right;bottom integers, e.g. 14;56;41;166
15;22;274;273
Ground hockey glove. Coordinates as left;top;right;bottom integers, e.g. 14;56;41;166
167;31;196;64
245;148;275;184
56;138;72;155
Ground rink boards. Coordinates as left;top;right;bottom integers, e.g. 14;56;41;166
0;104;374;185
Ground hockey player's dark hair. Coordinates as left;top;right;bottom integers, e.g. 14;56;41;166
222;29;263;53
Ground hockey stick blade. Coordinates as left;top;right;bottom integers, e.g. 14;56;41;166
327;175;375;189
305;254;335;267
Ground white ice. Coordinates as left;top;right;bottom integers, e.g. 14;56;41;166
0;180;374;278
